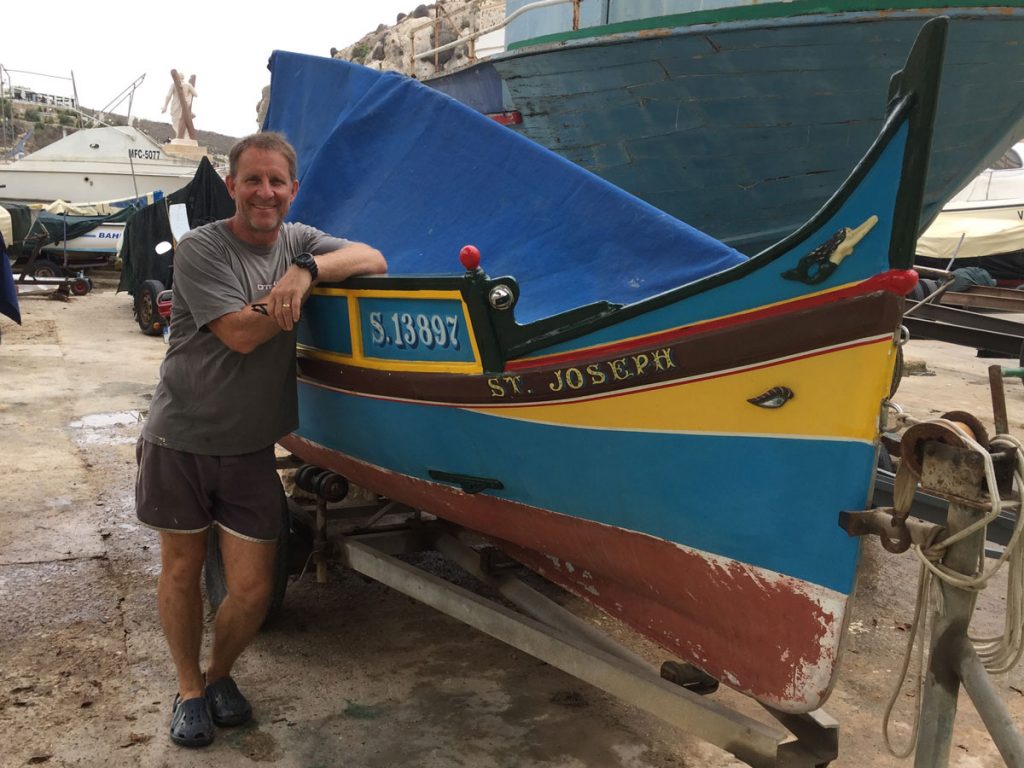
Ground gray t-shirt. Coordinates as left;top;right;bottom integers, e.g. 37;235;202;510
143;220;348;456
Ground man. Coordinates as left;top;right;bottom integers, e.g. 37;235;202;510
135;132;386;748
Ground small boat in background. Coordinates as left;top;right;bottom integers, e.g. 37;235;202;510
425;1;1024;256
0;191;164;280
0;126;200;204
4;207;134;280
917;142;1024;284
264;16;948;714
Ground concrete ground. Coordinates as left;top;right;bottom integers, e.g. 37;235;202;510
1;276;1022;767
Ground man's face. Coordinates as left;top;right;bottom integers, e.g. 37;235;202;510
226;148;298;242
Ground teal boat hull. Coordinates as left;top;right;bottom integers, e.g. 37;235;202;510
429;8;1024;254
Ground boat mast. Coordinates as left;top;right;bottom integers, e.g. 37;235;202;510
0;64;10;158
69;70;82;129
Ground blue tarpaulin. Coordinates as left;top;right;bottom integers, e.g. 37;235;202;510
0;233;21;325
265;52;746;324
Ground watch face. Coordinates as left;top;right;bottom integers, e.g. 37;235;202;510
295;252;318;278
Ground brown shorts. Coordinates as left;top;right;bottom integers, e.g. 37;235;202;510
135;438;283;542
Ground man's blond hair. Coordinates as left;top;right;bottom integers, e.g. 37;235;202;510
228;132;297;181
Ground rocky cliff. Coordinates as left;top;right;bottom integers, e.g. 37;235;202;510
256;2;504;128
336;2;505;79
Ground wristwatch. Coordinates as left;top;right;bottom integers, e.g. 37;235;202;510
292;251;319;281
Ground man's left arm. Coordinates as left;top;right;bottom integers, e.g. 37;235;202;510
265;242;387;331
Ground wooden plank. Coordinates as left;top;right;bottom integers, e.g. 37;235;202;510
940;289;1024;313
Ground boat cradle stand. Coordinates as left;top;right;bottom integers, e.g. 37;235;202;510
275;464;839;768
843;376;1024;767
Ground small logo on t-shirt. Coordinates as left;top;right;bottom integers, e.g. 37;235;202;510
257;282;277;291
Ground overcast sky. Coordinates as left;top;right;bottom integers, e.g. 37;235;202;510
0;1;414;138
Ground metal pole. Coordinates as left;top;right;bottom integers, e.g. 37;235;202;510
902;276;955;317
434;7;441;72
0;64;7;154
315;497;328;583
468;13;477;62
70;69;82;128
913;443;987;768
989;365;1010;436
953;635;1024;766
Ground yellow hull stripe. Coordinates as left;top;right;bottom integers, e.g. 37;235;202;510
298;345;484;374
468;338;897;442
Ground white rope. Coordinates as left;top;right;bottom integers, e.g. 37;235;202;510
969;434;1024;673
881;419;1024;756
908;428;1016;590
882;561;934;758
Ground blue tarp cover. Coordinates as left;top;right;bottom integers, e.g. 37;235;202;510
30;207;135;246
0;234;20;325
265;52;746;324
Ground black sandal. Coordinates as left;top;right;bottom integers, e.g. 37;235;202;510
169;694;214;748
205;676;252;727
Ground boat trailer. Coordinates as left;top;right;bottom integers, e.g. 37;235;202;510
13;272;92;298
229;472;842;767
219;378;1024;767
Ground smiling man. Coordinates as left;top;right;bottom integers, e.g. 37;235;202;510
135;132;386;748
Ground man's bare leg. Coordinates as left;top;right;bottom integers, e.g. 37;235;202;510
205;529;276;683
157;530;209;700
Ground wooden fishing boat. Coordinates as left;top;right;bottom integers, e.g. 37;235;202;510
265;18;946;714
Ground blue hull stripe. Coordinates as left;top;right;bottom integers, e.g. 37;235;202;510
298;382;867;594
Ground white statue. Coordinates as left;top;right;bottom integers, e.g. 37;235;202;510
161;70;198;140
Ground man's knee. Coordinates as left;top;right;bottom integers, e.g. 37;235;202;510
159;531;208;589
222;568;274;612
218;531;276;611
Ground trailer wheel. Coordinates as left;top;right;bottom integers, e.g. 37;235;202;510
69;277;91;296
135;279;165;335
28;258;64;279
205;484;291;627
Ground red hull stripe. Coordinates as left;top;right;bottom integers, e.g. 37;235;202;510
488;110;523;126
507;269;918;372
